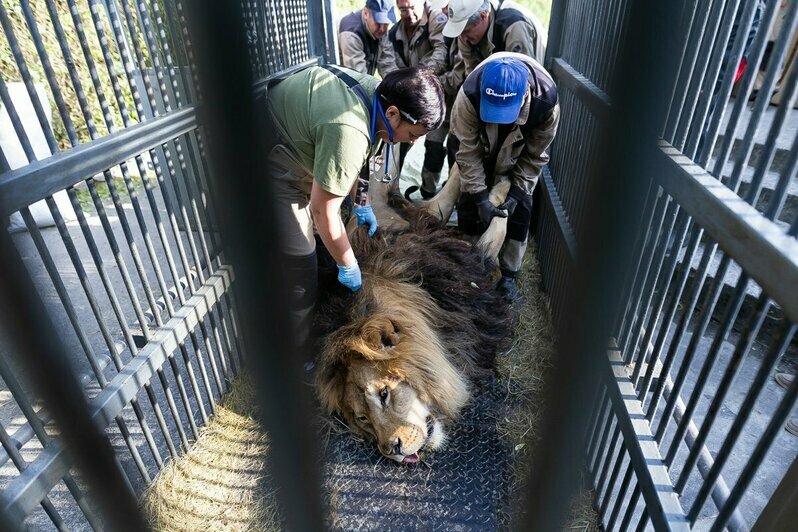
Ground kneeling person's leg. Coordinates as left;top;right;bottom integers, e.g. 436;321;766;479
499;194;533;299
456;191;480;235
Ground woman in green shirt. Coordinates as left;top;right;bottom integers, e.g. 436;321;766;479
266;66;445;356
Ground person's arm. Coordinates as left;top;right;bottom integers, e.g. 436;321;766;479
339;32;370;73
504;20;545;63
510;104;560;194
310;181;357;267
421;10;450;75
377;35;399;76
450;91;488;194
457;38;481;76
439;44;465;96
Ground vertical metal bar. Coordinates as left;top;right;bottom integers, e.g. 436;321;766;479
590;410;614;475
606;464;634;531
688;316;795;524
666;267;749;470
764;131;798;222
0;8;161;477
0;249;145;530
724;0;798;191
712;344;798;531
709;0;781;178
619;482;641;532
186;1;323;529
598;441;626;519
595;428;621;503
743;62;798;208
751;455;798;531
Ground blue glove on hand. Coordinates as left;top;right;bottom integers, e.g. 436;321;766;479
353;205;379;237
337;261;362;292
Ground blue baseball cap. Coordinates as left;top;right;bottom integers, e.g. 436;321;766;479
479;58;529;124
366;0;397;24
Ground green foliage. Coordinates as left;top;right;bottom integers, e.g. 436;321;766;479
0;0;152;151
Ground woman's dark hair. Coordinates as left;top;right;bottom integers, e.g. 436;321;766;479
376;67;445;130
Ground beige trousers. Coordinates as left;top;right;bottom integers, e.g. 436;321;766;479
269;144;317;256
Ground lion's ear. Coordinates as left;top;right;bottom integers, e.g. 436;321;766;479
347;316;402;360
347;338;394;360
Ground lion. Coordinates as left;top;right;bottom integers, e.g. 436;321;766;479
314;167;515;464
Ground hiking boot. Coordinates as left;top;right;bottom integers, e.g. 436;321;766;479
787;418;798;437
775;372;794;390
497;275;520;302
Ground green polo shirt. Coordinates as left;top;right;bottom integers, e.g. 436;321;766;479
266;66;379;196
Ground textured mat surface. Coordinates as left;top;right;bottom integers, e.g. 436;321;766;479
323;375;518;530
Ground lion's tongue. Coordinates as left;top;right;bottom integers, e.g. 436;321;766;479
402;453;419;464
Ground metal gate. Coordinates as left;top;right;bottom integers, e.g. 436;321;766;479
537;0;798;529
0;0;332;528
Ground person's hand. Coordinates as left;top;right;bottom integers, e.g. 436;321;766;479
475;189;508;228
353;205;379;237
337;261;362;292
498;184;529;217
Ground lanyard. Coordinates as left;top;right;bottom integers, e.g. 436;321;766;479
369;93;397;183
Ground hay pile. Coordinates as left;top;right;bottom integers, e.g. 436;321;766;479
495;244;600;530
142;375;281;531
143;241;598;530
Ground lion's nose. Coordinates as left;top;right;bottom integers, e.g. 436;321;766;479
384;438;402;456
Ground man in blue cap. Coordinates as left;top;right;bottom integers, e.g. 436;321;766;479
339;0;400;76
450;52;559;300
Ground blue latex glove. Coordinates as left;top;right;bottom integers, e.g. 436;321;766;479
353;205;379;237
337;261;362;292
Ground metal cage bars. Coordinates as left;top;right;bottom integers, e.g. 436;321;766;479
0;0;331;528
539;0;798;530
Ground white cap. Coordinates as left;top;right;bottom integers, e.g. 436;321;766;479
428;0;447;10
442;0;485;38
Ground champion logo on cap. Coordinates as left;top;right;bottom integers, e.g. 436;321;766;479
485;88;518;100
479;57;530;124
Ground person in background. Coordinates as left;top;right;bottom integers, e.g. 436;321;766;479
450;52;558;300
442;0;546;75
387;0;450;178
339;0;400;77
400;0;467;200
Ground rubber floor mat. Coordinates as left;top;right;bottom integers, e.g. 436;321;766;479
323;375;518;530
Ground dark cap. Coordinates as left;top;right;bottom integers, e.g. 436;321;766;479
366;0;397;24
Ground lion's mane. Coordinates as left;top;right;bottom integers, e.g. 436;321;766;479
314;196;516;424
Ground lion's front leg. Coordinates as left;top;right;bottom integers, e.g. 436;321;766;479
476;176;511;261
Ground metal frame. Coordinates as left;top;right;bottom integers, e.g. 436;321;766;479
537;0;798;530
0;0;334;528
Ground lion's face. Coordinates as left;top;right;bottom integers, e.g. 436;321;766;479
341;359;446;464
317;302;469;464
